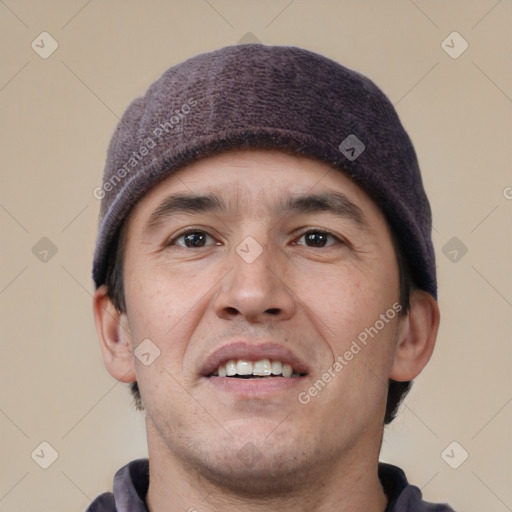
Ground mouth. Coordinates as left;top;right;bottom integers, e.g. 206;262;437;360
200;342;309;383
210;358;305;379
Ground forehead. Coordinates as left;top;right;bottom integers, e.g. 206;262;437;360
124;148;387;232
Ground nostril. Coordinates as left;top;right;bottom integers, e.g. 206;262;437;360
265;308;281;315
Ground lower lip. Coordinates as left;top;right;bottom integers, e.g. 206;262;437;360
205;375;306;396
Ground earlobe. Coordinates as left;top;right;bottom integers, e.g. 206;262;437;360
390;290;441;382
92;285;137;383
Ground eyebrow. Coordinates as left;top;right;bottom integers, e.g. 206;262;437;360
143;191;368;234
280;192;368;229
144;193;224;233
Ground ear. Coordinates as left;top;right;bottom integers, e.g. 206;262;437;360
390;290;440;381
92;285;136;383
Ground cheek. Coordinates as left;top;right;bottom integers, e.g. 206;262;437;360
294;253;401;417
298;267;400;425
123;258;226;371
123;264;192;361
122;269;200;412
295;258;399;348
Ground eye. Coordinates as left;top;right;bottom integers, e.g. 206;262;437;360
169;230;219;248
293;230;340;248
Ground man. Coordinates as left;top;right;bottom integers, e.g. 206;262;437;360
89;44;454;511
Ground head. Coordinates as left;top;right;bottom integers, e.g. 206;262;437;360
92;45;440;491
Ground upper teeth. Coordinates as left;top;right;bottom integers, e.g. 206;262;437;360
215;359;297;378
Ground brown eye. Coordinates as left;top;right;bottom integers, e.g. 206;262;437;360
305;232;328;247
296;230;338;248
171;231;217;248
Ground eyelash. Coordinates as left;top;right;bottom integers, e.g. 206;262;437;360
292;229;343;248
166;228;345;249
167;229;219;248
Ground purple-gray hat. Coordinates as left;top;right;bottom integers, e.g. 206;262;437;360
92;43;436;299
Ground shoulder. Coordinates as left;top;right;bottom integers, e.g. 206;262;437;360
394;485;457;511
84;491;116;511
85;458;150;512
379;462;457;512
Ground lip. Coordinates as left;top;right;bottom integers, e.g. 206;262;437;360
199;341;310;377
206;375;305;396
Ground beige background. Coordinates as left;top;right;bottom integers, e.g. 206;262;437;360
1;1;511;511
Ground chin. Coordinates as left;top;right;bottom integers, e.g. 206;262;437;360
151;410;341;495
190;445;316;496
171;420;329;496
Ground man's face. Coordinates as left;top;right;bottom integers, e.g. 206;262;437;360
119;149;404;488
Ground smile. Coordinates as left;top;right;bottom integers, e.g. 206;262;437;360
211;358;304;378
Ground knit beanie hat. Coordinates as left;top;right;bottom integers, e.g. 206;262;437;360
92;43;436;299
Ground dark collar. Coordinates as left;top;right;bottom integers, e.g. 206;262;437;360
89;458;433;511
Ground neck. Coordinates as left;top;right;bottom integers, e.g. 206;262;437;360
145;420;388;512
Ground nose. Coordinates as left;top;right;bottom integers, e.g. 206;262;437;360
213;242;296;324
